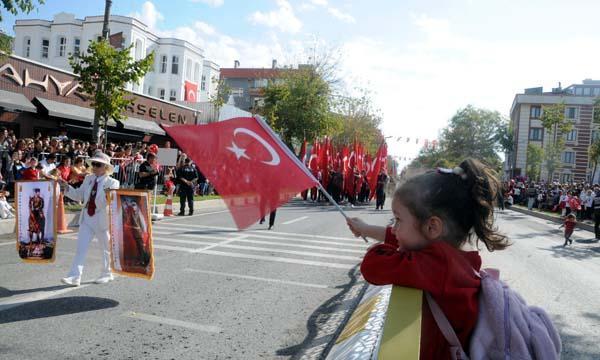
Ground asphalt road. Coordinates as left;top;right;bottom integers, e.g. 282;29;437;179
1;202;598;359
0;200;387;360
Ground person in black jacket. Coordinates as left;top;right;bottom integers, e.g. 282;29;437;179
135;153;159;190
176;158;198;216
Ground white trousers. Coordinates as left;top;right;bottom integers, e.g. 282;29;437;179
67;215;111;279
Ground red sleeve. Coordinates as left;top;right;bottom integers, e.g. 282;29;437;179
360;242;449;296
384;226;398;246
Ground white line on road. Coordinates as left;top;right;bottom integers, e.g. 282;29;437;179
153;244;201;253
183;268;330;289
122;312;222;333
0;241;14;247
282;216;309;225
160;210;230;223
0;285;90;312
194;249;357;269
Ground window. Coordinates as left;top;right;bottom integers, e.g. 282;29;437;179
594;88;600;96
135;39;143;60
584;87;591;96
562;151;575;164
566;129;577;142
593;130;600;142
159;88;165;100
73;37;80;57
529;128;543;141
254;79;268;88
194;63;200;83
530;105;541;119
171;56;179;74
57;36;66;57
41;39;49;58
147;86;152;96
201;75;206;91
575;87;583;95
561;173;572;183
231;88;244;97
566;107;577;119
186;59;192;79
169;89;177;101
24;37;31;57
160;55;167;73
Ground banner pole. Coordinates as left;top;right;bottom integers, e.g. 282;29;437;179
316;182;368;243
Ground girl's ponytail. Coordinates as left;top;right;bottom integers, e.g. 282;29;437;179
459;159;509;251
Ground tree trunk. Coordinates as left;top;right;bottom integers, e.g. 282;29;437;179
593;161;597;184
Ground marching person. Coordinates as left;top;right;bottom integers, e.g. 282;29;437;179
59;152;119;286
176;157;198;216
375;169;388;210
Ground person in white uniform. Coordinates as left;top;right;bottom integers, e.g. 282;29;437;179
60;152;119;286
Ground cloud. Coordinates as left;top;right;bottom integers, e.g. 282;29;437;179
130;1;164;29
300;0;355;23
248;0;302;34
189;0;224;7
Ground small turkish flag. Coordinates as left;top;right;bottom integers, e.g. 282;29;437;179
184;81;198;102
163;117;319;229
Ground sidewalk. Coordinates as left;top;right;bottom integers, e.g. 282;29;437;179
0;198;225;235
509;205;595;233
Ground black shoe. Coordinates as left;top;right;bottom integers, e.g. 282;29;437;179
268;225;273;230
177;212;185;216
569;239;573;244
188;211;194;216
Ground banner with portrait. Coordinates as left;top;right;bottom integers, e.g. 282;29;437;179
15;180;57;262
108;189;154;279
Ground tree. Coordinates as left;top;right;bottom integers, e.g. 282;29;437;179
589;139;600;184
540;102;572;181
69;40;154;144
209;77;231;122
526;143;543;181
261;66;337;147
496;120;514;154
0;0;44;54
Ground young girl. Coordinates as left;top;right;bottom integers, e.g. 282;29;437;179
559;213;576;247
347;159;509;360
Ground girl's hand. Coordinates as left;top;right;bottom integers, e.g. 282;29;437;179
347;217;368;238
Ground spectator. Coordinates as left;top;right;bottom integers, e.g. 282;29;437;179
39;153;58;179
69;157;87;188
21;158;40;180
135;153;159;190
57;157;72;182
176;157;197;216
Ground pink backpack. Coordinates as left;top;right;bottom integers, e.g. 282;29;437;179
426;269;562;360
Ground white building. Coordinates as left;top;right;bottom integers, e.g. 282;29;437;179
12;12;217;103
200;60;220;102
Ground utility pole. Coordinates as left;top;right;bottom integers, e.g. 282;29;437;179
92;0;112;147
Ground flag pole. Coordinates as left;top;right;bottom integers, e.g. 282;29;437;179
254;116;368;243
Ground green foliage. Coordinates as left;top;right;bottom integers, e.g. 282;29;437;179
69;40;154;125
593;97;600;124
209;77;231;113
526;143;543;181
589;139;600;183
496;120;514;153
540;102;572;180
261;67;337;147
0;0;44;54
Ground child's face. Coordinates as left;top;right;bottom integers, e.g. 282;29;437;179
391;198;430;250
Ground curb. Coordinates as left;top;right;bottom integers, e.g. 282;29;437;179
508;206;595;233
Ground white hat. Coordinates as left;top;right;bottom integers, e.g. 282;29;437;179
86;152;114;175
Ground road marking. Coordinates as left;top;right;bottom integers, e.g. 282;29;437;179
183;268;330;289
194;249;356;269
160;210;229;223
282;216;309;225
0;241;14;247
122;312;221;333
153;244;201;253
155;223;365;245
152;235;361;261
151;230;364;254
0;285;90;312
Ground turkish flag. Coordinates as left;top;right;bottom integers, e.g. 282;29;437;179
163;117;319;229
184;81;198;102
368;142;388;200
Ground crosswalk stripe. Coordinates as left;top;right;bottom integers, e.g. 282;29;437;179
193;249;357;269
183;268;331;289
154;224;367;248
152;235;362;261
158;222;359;242
282;216;309;225
151;230;365;254
153;244;200;253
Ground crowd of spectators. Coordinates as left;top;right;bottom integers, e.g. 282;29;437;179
0;127;211;205
501;177;597;221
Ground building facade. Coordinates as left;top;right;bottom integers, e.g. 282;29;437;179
509;79;600;183
12;12;214;103
199;60;219;102
220;61;285;112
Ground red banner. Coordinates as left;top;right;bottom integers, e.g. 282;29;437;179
184;81;198;102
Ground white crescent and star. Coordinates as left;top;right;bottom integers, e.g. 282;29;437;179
226;127;281;166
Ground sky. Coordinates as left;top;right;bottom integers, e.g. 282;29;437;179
3;0;600;168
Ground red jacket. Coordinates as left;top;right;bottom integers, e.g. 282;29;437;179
360;228;481;359
21;168;39;181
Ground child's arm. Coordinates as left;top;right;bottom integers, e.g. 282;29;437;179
346;218;387;242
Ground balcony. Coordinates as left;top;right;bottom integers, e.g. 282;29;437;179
248;87;265;97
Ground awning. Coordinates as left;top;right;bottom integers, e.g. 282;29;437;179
34;97;165;135
119;117;165;136
0;90;36;113
34;97;94;123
